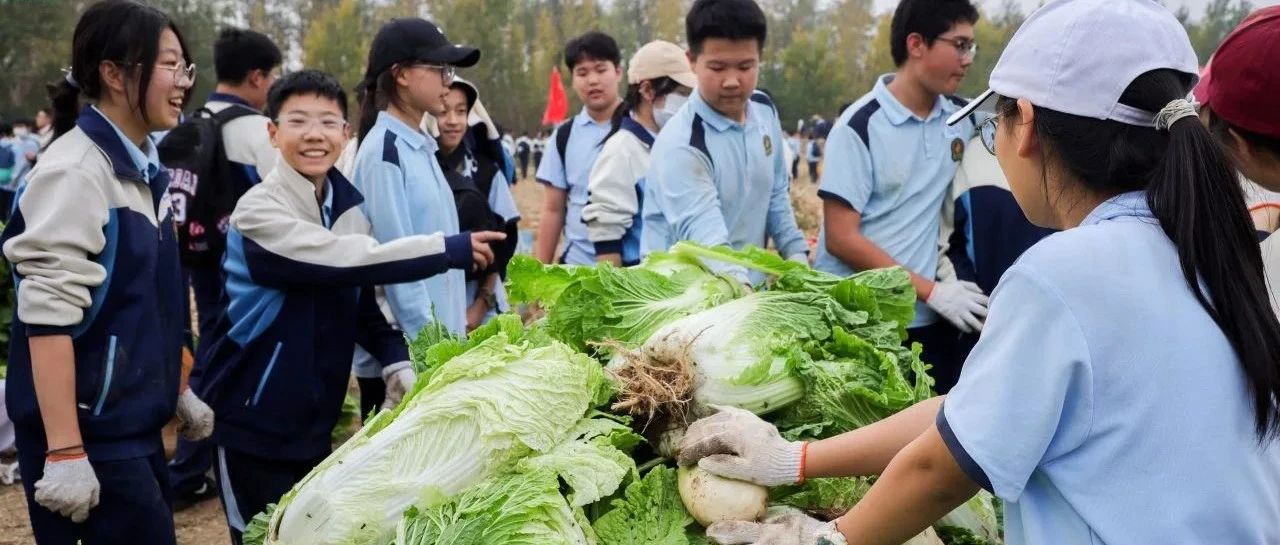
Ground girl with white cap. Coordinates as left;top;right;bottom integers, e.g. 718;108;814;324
582;40;695;267
675;1;1280;544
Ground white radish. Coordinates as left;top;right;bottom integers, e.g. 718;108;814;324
677;466;769;527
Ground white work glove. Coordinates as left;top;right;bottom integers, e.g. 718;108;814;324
34;455;100;523
677;405;804;487
175;388;215;441
707;507;826;545
381;362;416;411
925;280;990;334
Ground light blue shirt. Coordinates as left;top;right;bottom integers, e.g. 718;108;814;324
813;75;975;327
641;91;808;283
93;105;161;183
536;108;612;265
939;192;1280;545
351;112;465;338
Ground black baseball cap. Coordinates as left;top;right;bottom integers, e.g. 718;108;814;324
363;18;480;84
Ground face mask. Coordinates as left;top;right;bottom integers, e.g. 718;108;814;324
653;93;688;129
12;127;29;137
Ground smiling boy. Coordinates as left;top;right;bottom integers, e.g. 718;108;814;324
194;70;502;543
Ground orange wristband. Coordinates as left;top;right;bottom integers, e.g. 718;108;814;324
47;451;87;462
797;441;809;484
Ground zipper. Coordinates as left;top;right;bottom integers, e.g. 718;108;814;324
251;342;284;406
92;336;118;416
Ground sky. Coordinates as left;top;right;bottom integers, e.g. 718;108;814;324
870;0;1280;18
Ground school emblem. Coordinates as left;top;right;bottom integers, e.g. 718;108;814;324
950;137;965;162
763;134;773;156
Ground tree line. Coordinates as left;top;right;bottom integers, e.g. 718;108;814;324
0;0;1256;132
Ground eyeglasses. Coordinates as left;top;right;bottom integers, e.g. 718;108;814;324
977;116;998;155
934;36;978;60
274;115;348;134
406;63;455;84
153;62;197;86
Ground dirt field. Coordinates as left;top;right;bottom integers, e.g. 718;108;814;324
0;167;825;545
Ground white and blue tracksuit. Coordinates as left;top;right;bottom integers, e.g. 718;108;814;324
583;116;655;266
2;106;186;543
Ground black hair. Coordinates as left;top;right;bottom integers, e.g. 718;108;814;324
356;68;400;143
12;119;35;128
563;31;621;70
264;69;348;120
995;68;1280;440
214;28;283;84
0;121;12;137
605;76;681;141
686;0;768;55
47;0;193;140
890;0;979;67
1207;110;1280;161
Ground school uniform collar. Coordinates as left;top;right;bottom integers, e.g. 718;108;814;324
273;160;365;226
1081;191;1154;226
690;91;757;133
620;115;656;147
206;92;259;112
377;110;436;152
78;105;159;184
573;107;611;128
872;74;955;126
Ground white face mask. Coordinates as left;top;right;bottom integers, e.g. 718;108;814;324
653;93;688;129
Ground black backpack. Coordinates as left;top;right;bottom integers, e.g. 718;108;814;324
158;106;257;267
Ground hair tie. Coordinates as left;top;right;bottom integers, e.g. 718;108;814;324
1154;98;1198;131
61;67;79;90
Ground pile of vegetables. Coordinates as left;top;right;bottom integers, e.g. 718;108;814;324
243;244;1001;545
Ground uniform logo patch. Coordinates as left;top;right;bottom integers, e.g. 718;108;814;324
763;134;773;156
951;137;965;162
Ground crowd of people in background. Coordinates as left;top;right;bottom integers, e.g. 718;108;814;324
0;0;1278;543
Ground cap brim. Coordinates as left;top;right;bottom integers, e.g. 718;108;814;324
669;72;698;89
422;45;481;68
947;88;995;126
1192;63;1212;106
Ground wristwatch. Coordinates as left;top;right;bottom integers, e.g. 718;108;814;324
814;521;848;545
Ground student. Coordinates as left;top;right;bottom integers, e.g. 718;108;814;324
433;78;521;329
786;130;801;180
583;40;696;267
642;0;809;285
532;130;545;169
0;2;211;542
1192;7;1280;315
352;17;485;339
515;131;532;179
8;119;41;188
34;108;54;150
805;136;821;182
813;0;983;393
0;122;18;219
533;31;624;265
679;2;1280;544
161;26;283;512
195;70;501;544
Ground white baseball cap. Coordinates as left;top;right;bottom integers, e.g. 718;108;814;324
628;40;698;88
948;0;1199;127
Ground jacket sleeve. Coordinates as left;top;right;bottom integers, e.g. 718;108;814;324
353;286;411;369
583;134;644;254
3;163;110;335
230;188;471;290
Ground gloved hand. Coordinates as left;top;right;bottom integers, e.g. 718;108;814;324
677;405;804;487
925;280;989;333
34;455;100;523
381;362;417;411
175;388;215;441
707;507;826;545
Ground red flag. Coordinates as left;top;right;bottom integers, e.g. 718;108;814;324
541;67;569;126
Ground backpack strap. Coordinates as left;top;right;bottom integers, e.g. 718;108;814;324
555;120;573;169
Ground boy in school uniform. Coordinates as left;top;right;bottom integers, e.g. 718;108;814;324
195;70;500;544
641;0;809;285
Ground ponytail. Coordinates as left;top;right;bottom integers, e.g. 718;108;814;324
46;79;81;141
356;69;399;145
1001;68;1280;440
603;76;680;143
1147;90;1280;442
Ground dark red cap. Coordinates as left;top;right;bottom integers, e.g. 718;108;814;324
1194;6;1280;139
